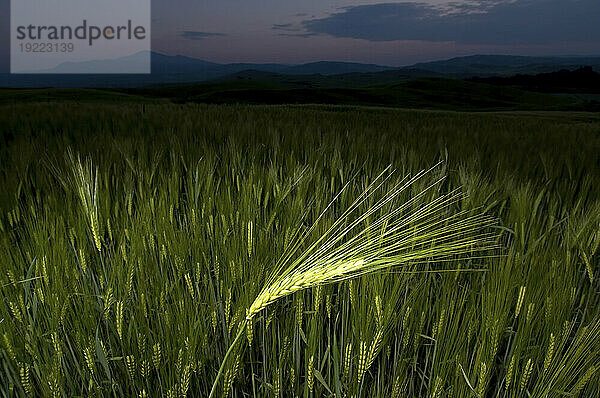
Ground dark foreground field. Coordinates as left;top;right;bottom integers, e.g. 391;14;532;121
1;102;600;397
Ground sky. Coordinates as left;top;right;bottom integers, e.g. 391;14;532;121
2;0;600;70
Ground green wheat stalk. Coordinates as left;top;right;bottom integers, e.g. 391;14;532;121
208;164;497;397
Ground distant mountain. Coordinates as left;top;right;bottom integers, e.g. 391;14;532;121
406;55;600;77
153;54;394;76
37;52;393;77
25;51;222;76
0;52;395;87
149;52;220;74
25;51;151;74
1;53;599;88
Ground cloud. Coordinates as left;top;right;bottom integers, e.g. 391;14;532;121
180;31;227;40
272;23;298;32
272;22;320;37
300;0;600;45
277;32;320;38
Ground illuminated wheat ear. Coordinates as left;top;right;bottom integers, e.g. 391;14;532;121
209;164;497;398
247;165;496;320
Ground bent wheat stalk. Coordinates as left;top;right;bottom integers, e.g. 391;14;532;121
208;165;496;397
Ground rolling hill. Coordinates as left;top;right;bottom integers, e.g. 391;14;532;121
2;77;589;111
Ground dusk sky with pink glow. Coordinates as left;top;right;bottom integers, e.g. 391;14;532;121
150;0;599;66
2;0;600;69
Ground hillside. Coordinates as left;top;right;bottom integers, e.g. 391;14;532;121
409;54;600;77
1;77;588;111
469;66;600;94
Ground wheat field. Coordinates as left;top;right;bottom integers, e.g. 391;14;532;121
1;103;600;397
